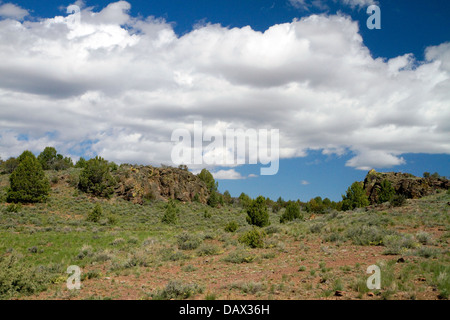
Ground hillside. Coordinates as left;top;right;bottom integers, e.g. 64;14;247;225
0;168;449;300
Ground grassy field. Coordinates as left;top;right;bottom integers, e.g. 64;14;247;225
0;170;449;300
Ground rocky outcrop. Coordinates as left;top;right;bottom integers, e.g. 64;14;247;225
363;169;449;204
113;165;209;204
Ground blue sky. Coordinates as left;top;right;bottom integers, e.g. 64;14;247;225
0;0;449;202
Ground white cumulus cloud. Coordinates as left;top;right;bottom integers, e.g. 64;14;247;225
0;3;29;20
0;2;449;172
212;169;248;180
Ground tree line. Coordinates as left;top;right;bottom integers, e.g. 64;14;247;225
1;147;431;224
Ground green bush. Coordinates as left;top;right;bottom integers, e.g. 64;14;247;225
122;251;151;268
177;232;202;250
78;156;116;198
415;232;433;245
6;203;23;213
161;200;178;224
323;232;345;243
346;225;394;246
413;247;441;259
75;157;87;168
391;194;406;207
203;209;212;219
225;221;239;233
67;171;80;187
51;175;59;184
437;274;450;300
264;225;281;234
77;245;94;260
230;281;266;294
107;215;118;225
0;254;50;299
207;190;221;208
159;249;187;262
152;280;203;300
223;248;256;264
246;196;270;227
108;162;118;172
87;203;103;223
382;234;419;255
143;190;156;202
238;228;266;248
280;201;302;223
378;180;396;203
7;151;50;204
309;222;325;234
196;244;220;256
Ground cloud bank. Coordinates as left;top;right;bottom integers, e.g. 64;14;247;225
0;1;449;172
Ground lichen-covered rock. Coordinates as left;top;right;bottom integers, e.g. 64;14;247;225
363;170;449;204
114;165;209;204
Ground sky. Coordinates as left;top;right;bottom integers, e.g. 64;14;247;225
0;0;449;202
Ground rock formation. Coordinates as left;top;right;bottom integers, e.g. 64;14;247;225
363;169;449;204
113;165;210;204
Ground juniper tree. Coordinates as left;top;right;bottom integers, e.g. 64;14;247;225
162;199;178;224
239;192;252;209
197;169;218;192
7;151;50;203
37;147;58;170
246;196;270;227
280;201;302;223
341;182;369;211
